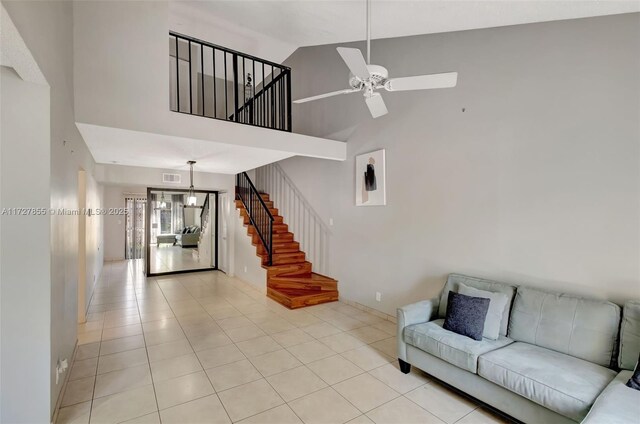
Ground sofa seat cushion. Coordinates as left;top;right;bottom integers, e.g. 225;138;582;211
404;319;513;373
478;342;616;421
582;370;640;424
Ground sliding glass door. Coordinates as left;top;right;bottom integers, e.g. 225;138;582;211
125;197;146;260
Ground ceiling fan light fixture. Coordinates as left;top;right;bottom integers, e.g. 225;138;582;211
292;0;458;119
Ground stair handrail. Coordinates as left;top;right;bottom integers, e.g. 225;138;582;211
230;70;289;120
200;194;210;221
255;163;331;274
236;172;274;266
198;195;210;243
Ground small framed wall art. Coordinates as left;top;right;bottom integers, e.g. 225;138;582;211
355;149;386;206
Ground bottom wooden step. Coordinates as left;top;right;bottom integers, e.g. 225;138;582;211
269;273;338;291
267;287;339;309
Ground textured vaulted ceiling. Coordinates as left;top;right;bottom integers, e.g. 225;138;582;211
170;0;640;63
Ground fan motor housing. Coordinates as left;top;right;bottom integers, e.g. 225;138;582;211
349;64;388;89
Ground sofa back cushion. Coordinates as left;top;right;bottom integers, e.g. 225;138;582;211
619;300;640;371
509;287;621;367
438;274;516;337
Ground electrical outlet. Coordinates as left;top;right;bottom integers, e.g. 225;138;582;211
244;266;247;273
329;218;334;226
55;358;68;385
375;292;382;302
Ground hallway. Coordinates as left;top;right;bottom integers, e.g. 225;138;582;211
59;261;504;424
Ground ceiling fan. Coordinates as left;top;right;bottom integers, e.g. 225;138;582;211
293;0;458;118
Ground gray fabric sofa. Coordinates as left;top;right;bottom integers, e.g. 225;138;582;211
176;226;201;247
397;274;640;423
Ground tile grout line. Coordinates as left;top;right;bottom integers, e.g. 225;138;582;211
133;269;164;424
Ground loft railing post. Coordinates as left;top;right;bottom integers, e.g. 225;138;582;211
233;53;239;122
175;36;180;112
248;183;252;217
188;40;192;114
286;70;292;132
268;220;273;266
201;44;205;117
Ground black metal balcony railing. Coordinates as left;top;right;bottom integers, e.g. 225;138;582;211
170;32;291;132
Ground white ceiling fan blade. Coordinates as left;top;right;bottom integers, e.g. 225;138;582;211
293;89;359;104
384;72;458;92
365;93;388;118
336;47;370;80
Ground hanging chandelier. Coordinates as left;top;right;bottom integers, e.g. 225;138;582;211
184;160;201;208
154;191;169;210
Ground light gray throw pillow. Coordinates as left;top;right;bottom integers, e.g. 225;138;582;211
458;282;509;340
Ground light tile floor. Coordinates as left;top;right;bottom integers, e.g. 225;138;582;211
60;260;510;424
149;243;211;274
150;245;211;274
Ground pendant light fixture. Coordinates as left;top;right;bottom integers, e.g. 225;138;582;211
159;192;167;209
154;191;169;210
184;160;201;208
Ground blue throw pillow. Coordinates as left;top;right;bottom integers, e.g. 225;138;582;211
626;354;640;391
443;291;490;341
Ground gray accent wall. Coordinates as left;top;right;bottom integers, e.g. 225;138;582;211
280;13;640;315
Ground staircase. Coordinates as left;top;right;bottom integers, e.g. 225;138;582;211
196;194;211;262
235;174;338;309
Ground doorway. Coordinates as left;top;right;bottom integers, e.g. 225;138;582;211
78;170;87;324
219;192;230;273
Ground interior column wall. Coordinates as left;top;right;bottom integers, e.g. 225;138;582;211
0;66;51;423
2;1;105;414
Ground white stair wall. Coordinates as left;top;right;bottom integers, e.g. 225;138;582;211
255;162;331;275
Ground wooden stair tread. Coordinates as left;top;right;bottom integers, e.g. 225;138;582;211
263;261;312;276
267;287;339;309
259;252;305;266
254;241;300;254
270;287;337;297
268;273;338;292
270;272;337;283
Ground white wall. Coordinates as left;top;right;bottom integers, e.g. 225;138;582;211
0;66;51;423
2;1;105;415
96;163;235;192
233;211;267;290
280;13;640;315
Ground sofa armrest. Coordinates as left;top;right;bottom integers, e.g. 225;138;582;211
397;297;440;361
581;370;640;424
